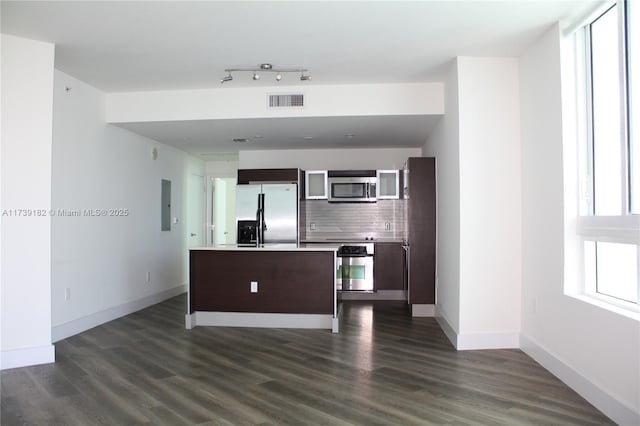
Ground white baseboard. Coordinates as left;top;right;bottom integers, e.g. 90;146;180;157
435;313;457;349
189;311;336;332
520;334;639;426
339;290;406;301
185;312;195;330
52;284;187;342
433;309;519;350
332;303;343;333
411;304;435;317
1;344;55;370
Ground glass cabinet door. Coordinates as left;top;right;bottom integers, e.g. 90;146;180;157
377;170;400;199
305;170;328;199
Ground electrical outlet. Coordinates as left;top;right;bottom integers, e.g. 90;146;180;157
310;222;317;231
384;222;391;231
251;281;258;293
65;288;71;301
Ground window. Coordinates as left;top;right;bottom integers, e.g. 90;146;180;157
629;0;639;214
578;1;639;307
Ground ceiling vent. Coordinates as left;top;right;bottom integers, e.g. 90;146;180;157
268;94;304;108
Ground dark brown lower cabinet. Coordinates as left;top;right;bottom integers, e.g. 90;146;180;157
190;249;334;315
373;242;405;291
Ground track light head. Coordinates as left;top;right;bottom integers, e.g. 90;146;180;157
252;72;260;81
275;73;282;82
300;74;311;81
220;73;233;84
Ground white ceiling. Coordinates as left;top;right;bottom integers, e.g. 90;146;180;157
117;115;441;159
1;1;598;156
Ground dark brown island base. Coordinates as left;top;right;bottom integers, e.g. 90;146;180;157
187;244;340;332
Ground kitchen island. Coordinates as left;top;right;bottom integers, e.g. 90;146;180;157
187;244;340;332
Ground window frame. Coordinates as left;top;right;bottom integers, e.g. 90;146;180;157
576;0;640;308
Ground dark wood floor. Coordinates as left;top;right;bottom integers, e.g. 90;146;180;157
2;294;612;425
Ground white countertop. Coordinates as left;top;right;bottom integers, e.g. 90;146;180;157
301;238;404;244
190;243;340;252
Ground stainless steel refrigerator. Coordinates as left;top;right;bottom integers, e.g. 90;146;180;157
236;183;298;245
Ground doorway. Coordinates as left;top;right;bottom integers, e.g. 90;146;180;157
187;174;205;248
207;177;237;245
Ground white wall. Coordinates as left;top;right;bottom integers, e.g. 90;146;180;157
456;57;522;348
106;83;444;123
425;57;522;350
422;60;461;336
239;148;420;170
51;70;204;341
1;34;56;369
520;24;639;424
205;159;239;177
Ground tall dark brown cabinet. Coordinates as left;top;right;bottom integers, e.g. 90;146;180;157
405;157;436;305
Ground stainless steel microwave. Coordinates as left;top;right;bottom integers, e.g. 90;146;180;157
328;176;377;203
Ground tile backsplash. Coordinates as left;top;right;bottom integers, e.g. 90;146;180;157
301;199;405;240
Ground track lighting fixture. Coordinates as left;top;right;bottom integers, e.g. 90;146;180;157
220;63;311;84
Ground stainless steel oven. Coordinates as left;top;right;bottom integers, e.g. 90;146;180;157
336;244;374;291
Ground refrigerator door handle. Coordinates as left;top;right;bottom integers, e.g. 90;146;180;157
261;193;267;231
256;192;266;246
